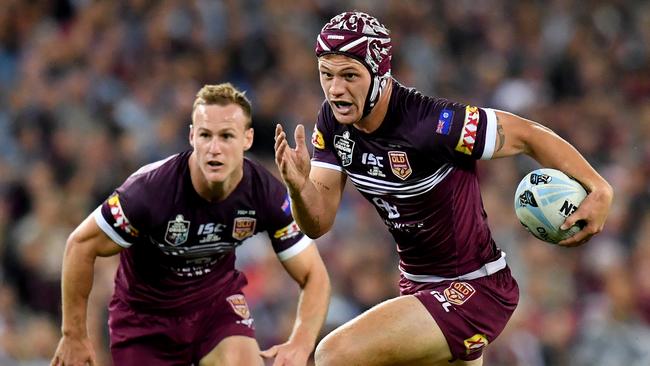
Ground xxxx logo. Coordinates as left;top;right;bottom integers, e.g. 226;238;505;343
455;106;479;155
464;333;488;354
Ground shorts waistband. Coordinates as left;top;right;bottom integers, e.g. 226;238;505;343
400;251;507;283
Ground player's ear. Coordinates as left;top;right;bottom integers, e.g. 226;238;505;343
243;127;254;151
188;123;194;148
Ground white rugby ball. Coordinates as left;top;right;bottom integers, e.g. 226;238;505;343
514;168;587;244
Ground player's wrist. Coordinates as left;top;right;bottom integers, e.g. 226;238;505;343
62;327;88;339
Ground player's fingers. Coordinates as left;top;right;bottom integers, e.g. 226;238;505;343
275;123;285;139
275;130;287;151
560;211;584;230
294;124;306;150
275;140;289;164
558;230;591;247
260;345;278;358
271;353;287;366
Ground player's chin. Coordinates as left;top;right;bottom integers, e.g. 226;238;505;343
332;111;361;125
203;169;227;183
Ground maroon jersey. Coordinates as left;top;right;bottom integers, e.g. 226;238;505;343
94;151;310;313
312;81;501;281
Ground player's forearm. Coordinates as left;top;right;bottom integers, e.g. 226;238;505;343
525;124;612;195
290;180;336;238
60;239;96;339
288;264;331;350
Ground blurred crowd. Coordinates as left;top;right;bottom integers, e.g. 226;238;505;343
0;0;649;365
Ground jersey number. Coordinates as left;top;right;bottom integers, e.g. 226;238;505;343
372;197;400;219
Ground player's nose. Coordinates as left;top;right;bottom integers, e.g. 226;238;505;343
328;76;346;97
208;139;222;154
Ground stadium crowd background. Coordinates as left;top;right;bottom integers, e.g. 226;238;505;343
0;0;649;365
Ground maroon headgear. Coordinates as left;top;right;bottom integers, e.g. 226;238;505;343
315;11;392;118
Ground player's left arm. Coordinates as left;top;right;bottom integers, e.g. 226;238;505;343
260;242;331;366
490;109;613;247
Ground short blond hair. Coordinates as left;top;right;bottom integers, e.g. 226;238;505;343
193;83;252;128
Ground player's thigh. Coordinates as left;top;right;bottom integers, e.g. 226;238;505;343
315;295;452;366
199;335;263;366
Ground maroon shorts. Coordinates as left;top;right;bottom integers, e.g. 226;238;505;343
108;291;256;365
403;267;519;361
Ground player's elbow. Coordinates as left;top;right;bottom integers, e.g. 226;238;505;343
64;230;97;263
298;221;333;240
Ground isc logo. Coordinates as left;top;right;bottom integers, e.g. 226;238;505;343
559;200;578;217
430;290;452;313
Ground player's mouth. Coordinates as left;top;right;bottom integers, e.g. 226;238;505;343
207;161;223;170
332;100;354;114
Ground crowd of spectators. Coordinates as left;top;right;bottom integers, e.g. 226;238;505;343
1;0;649;365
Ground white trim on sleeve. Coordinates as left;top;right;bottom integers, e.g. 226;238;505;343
311;160;343;172
481;108;498;160
93;206;133;248
276;236;313;261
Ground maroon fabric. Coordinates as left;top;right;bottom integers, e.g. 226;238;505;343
404;267;519;361
313;81;501;279
108;276;255;365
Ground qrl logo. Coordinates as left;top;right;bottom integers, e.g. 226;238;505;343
387;151;412;180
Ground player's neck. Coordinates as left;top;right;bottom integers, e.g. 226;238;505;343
189;154;242;202
353;79;393;134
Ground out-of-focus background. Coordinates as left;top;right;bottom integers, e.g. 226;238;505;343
0;0;649;365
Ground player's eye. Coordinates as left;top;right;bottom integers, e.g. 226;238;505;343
199;132;210;138
320;71;333;79
344;73;358;81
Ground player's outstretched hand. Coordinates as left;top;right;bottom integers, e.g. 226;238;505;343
51;335;96;366
274;124;311;196
558;185;613;247
260;339;311;366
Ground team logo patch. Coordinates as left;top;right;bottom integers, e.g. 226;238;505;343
274;221;301;241
232;217;256;241
443;282;476;306
226;294;251;319
333;131;355;166
107;194;139;237
165;214;190;246
436;108;454;135
388;151;412;180
464;333;489;354
455;106;480;155
312;126;325;150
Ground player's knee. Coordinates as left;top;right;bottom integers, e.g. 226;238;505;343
314;333;349;366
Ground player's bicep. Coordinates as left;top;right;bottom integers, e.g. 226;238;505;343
309;165;346;214
491;110;555;159
67;214;124;258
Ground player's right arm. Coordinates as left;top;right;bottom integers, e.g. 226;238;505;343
51;214;123;366
275;124;346;238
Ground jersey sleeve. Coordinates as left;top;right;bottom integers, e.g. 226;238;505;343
311;102;343;172
424;101;498;163
263;177;312;261
93;175;150;248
